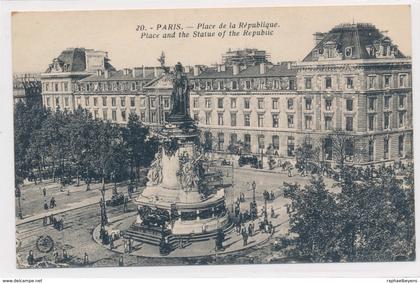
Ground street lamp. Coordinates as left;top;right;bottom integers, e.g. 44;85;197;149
15;187;22;219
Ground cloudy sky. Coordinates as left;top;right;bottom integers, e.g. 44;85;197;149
12;5;411;73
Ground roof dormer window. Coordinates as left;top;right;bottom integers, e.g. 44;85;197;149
345;46;353;57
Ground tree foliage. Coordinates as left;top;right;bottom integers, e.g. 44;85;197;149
284;164;415;262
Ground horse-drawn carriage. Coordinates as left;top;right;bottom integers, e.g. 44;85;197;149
106;192;125;207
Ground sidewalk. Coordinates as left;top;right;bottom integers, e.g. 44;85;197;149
16;183;141;226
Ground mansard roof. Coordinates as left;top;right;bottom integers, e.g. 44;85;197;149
192;62;296;79
303;23;406;62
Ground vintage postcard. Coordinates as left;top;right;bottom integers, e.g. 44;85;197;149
11;5;414;269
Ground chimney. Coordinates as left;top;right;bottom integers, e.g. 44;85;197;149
217;65;221;72
287;62;292;69
193;65;201;76
259;63;266;75
142;65;146;78
104;69;110;79
220;65;226;72
96;69;103;76
154;67;158;77
313;32;326;46
233;64;240;75
123;68;131;76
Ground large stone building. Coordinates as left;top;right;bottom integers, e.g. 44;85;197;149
190;23;412;165
39;23;412;165
13;73;42;105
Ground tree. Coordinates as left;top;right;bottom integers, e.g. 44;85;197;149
284;175;340;262
295;135;320;175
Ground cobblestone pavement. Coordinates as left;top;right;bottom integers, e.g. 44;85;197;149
15;167;335;268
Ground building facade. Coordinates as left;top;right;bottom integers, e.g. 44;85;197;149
39;23;412;165
13;73;42;105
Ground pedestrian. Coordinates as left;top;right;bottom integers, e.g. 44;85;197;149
62;249;68;261
83;252;89;265
119;256;124;266
123;197;128;213
53;250;59;263
248;224;253;237
42;187;46;197
109;237;114;249
124;240;128;253
242;230;248;246
27;250;35;265
288;167;292;177
128;238;133;253
270;191;275;201
43;200;49;210
271;206;275;218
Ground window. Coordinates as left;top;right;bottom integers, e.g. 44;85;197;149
324;138;333;160
244;98;250;109
346;116;353;131
305;115;313;129
230;133;237;145
325;116;332;130
150;112;157;123
55;83;59;92
85;97;90;106
384;138;389;159
399;74;407;88
368;114;375;131
325;99;332;111
217;113;224;125
193;97;199;108
345;140;354;159
64;82;68;92
150;98;156;108
94;97;98;107
245;81;251;90
64;97;69;107
131;82;136;91
86;84;90;92
218;98;224;109
384;75;391;88
76;97;81;106
206;81;212;90
384;113;390;130
258;98;264;109
287;98;294;110
305;77;312;89
94;110;98;119
398;135;404;157
399;112;405;127
368;140;375;162
368;76;376;89
140;98;146;108
287;115;294;128
130;97;135;107
164;98;170;108
45;83;49;92
258;114;264;127
244;134;251;149
325;77;332;89
193;113;199;121
232;81;238;90
205;112;212;125
272;135;280;150
112;110;117;121
121;110;127;122
346;77;354;89
272;99;278;110
273;80;279;89
258;135;265;150
205;98;212;108
287;136;295;157
305;98;312;110
346;99;353;111
231;113;237;126
55;97;60;106
244;113;251;127
272;114;279;128
46;97;50;106
217;133;224;151
289;79;295;90
368;97;376;111
119;97;126;107
103;110;108;120
140;111;146;122
102;97;107;107
384;96;391;109
230;98;237;109
399;95;405;108
218;81;224;90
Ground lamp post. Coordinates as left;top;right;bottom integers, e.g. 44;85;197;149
15;187;22;219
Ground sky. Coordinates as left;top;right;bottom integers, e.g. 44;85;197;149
11;5;411;73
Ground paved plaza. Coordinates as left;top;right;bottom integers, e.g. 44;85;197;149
15;166;333;267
